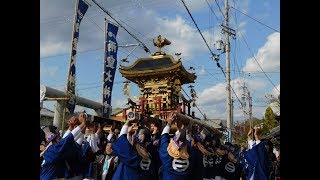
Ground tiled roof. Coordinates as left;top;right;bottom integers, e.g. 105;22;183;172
262;125;280;139
204;119;226;129
128;57;174;71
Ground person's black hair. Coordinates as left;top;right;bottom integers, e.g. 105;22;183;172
177;127;187;144
233;144;240;153
201;127;212;142
149;118;161;128
48;125;58;134
214;136;221;148
138;127;151;142
264;139;274;153
40;127;46;144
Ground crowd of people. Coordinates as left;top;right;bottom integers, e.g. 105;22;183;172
40;111;280;180
40;96;280;180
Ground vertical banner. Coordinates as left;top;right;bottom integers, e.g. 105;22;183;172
102;22;119;118
66;0;89;114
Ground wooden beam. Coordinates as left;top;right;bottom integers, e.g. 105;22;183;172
175;113;222;137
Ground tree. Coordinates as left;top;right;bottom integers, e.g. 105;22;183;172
233;117;263;145
261;107;278;135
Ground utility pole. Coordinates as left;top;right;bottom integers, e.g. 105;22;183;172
241;83;247;133
231;97;234;142
224;0;232;142
248;91;253;128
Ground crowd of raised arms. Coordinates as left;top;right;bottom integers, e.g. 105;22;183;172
40;108;280;180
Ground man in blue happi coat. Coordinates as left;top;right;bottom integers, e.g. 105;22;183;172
190;127;218;180
159;112;192;180
112;117;158;180
40;114;87;180
243;127;270;180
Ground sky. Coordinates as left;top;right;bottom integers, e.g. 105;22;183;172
40;0;280;123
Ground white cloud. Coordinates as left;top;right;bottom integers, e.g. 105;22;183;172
153;16;208;58
267;84;280;116
40;64;59;78
233;0;250;14
243;32;280;72
235;21;247;37
197;65;206;75
113;98;128;108
41;0;233;65
196;77;267;121
40;40;69;58
245;78;268;94
271;84;280;97
168;0;220;14
40;1;221;60
197;82;226;106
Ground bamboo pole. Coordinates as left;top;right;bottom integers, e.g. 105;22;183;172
45;97;69;101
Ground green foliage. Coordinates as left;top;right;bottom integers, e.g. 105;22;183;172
233;117;263;145
262;107;278;134
233;106;280;144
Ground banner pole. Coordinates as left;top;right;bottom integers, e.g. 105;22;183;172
62;0;79;134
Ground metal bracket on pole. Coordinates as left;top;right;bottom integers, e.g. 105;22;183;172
221;24;236;39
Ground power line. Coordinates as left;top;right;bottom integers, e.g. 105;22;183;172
86;14;104;31
85;13;140;60
181;88;227;126
40;47;103;60
40;43;139;61
181;87;206;119
91;0;152;54
230;6;279;33
214;0;226;20
229;0;242;77
207;57;244;108
42;1;171;62
179;0;228;85
155;7;243;111
238;31;280;93
230;0;280;108
205;0;222;23
180;0;216;58
179;0;248;112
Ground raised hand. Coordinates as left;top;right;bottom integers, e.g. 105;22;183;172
68;116;78;129
247;128;253;137
128;124;135;133
78;113;86;124
167;112;176;125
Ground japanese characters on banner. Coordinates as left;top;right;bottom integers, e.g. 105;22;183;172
102;22;119;118
66;0;89;114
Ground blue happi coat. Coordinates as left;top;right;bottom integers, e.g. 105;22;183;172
112;134;157;180
159;133;192;180
190;146;218;180
40;133;79;180
243;141;270;180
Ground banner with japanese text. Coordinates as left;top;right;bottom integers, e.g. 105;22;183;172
102;22;119;118
66;0;89;114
